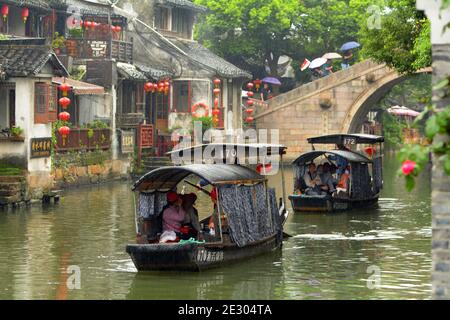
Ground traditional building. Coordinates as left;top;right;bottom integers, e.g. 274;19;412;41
0;38;68;201
119;0;251;151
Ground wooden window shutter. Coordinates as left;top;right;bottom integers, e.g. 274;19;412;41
48;84;58;122
34;82;49;124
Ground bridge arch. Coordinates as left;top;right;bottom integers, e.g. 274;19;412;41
342;68;432;134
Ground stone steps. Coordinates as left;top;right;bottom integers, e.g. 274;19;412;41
0;175;26;205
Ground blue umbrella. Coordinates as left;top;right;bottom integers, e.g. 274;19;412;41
262;77;282;85
340;41;360;51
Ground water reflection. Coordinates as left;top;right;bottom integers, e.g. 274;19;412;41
0;154;431;299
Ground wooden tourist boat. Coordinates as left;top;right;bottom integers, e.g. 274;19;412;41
126;144;289;271
289;134;384;213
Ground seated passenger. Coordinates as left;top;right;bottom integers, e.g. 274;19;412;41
320;163;337;194
335;167;351;198
160;191;186;242
303;163;326;196
181;193;201;240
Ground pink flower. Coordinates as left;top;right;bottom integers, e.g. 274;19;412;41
402;160;416;176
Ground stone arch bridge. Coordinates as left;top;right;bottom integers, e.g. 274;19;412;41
254;60;431;159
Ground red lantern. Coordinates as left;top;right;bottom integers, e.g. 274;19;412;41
22;8;29;24
58;112;71;122
245;108;254;115
58;83;72;96
214;98;219;107
254;79;261;91
58;126;70;138
85;21;93;29
245;116;254;123
364;146;375;157
144;82;154;93
212;109;221;116
1;5;8;21
246;82;254;90
58;97;71;109
247;91;254;98
246;99;254;107
164;81;170;88
213;88;221;96
213;78;221;86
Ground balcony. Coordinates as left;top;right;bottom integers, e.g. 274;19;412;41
62;38;133;63
55;128;111;153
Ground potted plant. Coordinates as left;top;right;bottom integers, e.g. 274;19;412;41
52;32;65;55
10;126;24;141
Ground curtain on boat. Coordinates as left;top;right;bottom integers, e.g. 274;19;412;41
350;162;373;199
139;191;168;218
372;156;383;194
218;183;281;247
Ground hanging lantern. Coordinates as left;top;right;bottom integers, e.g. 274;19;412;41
213;88;221;96
247;91;254;98
58;83;72;97
157;81;165;93
1;5;8;21
213;78;221;87
22;8;29;24
164;81;170;95
58;112;71;122
245;108;254;115
246;99;254;107
85;21;93;29
58;97;71;109
246;82;254;90
245;116;254;123
58;126;70;139
253;79;261;91
152;83;157;93
212;109;221;116
144;82;154;93
214;97;219;107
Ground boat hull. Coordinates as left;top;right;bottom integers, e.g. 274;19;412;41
126;233;283;272
289;194;379;213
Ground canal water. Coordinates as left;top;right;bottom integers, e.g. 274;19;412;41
0;154;431;300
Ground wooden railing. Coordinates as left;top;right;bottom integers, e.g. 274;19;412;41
55;128;111;153
63;38;133;63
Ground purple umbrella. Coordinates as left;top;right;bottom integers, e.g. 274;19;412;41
262;77;282;85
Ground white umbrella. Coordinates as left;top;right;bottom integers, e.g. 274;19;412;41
322;52;342;60
309;57;327;69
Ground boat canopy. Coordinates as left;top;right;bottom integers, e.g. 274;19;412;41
292;150;371;166
133;164;266;192
307;134;384;145
167;143;287;158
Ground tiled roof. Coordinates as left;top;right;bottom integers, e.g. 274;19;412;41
169;38;251;79
0;41;68;78
134;63;174;80
1;0;50;10
51;0;120;16
157;0;207;13
52;77;105;95
116;62;147;80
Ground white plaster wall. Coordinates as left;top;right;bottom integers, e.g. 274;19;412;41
0;86;10;128
5;78;53;173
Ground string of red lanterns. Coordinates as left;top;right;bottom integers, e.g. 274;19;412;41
144;80;171;95
245;82;255;124
1;5;9;21
57;81;73;145
212;78;221;127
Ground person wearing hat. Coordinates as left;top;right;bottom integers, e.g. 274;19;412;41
161;191;186;235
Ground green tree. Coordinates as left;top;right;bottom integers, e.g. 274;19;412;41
356;0;431;74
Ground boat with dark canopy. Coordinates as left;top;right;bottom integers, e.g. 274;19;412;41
126;144;289;271
289;134;384;213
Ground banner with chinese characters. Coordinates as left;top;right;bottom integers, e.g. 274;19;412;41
121;130;135;154
30;138;52;158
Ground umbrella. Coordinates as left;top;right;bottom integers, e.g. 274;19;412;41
308;57;327;69
322;52;342;60
300;58;311;71
340;41;360;51
387;106;420;117
262;77;281;85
